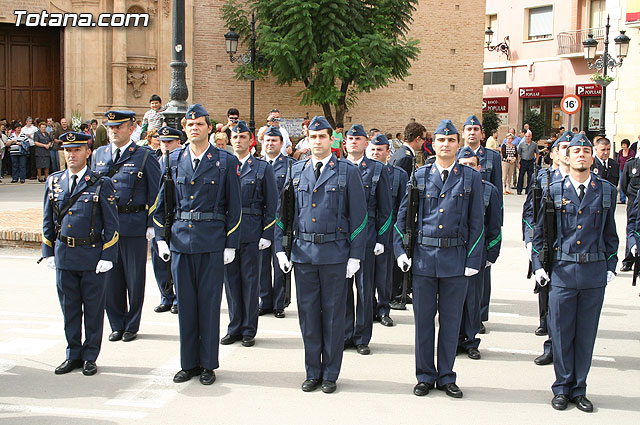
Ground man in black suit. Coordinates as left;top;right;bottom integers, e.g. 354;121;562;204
591;137;619;187
390;122;425;177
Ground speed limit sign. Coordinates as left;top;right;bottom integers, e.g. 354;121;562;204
561;94;582;115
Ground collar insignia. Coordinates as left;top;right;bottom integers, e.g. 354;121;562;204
454;167;459;174
562;198;571;205
329;161;334;167
591;181;596;188
129;147;134;152
236;164;241;176
207;153;212;159
593;168;598;174
85;175;90;181
362;161;366;167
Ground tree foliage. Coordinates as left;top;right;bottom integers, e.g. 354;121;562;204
482;110;500;142
223;0;421;126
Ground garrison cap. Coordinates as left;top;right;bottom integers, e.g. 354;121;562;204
308;116;332;132
264;125;282;139
157;126;183;141
464;115;482;128
434;119;459;136
456;146;478;160
60;132;91;148
104;110;135;126
346;124;367;137
553;130;575;149
231;120;251;134
371;134;390;146
185;103;209;120
569;133;593;148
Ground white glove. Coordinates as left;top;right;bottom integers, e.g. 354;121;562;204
464;267;479;277
157;240;171;262
45;256;56;269
258;238;271;250
276;252;292;273
346;258;361;278
95;260;113;274
607;271;616;282
373;243;385;256
223;248;236;265
534;268;550;284
632;245;638;256
486;260;493;268
526;242;532;258
145;227;154;241
397;253;412;272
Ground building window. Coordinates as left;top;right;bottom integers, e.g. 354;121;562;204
528;5;553;40
589;0;605;28
484;70;507;85
486;14;498;46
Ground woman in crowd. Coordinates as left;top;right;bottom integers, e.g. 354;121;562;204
501;132;517;195
7;122;27;183
33;121;52;182
486;129;499;151
618;138;634;204
0;122;8;182
293;119;311;160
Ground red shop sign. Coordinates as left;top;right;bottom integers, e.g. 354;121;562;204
482;97;509;113
518;85;564;98
576;83;602;97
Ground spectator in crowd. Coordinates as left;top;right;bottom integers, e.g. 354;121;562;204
220;108;240;142
257;110;291;155
571;126;579;133
486;129;499;151
93;117;109;149
8;122;27;183
130;119;142;143
501;133;517;195
516;131;538;195
143;129;160;154
33;120;52;182
141;94;166;139
45;117;55;135
421;130;435;159
331;123;345;158
20;116;38;180
80;123;94;148
391;132;403;153
501;127;520;147
53;118;69;171
90;119;98;140
0;122;8;181
213;131;233;153
618;139;634;204
293;119;311;160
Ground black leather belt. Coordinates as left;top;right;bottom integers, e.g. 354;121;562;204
242;207;263;215
419;236;463;248
554;251;604;263
117;204;146;213
295;231;347;244
177;211;226;222
57;234;103;247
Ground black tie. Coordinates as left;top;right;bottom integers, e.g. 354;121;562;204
315;162;323;180
578;184;585;202
193;158;200;171
70;174;77;194
269;160;273;165
441;170;449;184
114;148;121;163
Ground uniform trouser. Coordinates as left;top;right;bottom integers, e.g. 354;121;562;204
258;244;286;311
56;268;107;362
548;285;605;398
413;274;468;385
459;270;483;350
517;159;534;194
294;262;348;382
173;251;224;370
623;200;635;267
390;262;406;300
225;242;260;337
150;238;176;306
345;245;374;345
105;236;146;333
538;292;548;329
480;266;491;322
374;244;392;317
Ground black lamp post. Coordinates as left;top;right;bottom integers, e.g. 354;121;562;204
582;15;631;137
224;13;257;136
484;26;511;60
164;0;189;132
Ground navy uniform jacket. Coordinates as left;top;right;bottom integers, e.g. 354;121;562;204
393;163;485;277
358;157;392;247
266;153;295;193
42;169;119;270
389;145;415;179
483;181;502;264
275;154;367;265
522;168;563;244
476;146;503;209
153;144;242;253
621;158;640;199
91;143;161;237
238;155;278;244
628;193;640;247
592;157;619;187
532;174;618;289
387;163;409;221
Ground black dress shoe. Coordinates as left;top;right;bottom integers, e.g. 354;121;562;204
413;382;434;396
122;331;137;342
242;336;255;347
551;394;569;410
535;326;548;336
54;359;83;374
173;367;202;383
220;334;242;345
437;382;463;398
258;308;273;316
274;309;285;318
380;315;394;327
620;264;633;272
389;300;407;311
200;369;216;385
154;304;172;313
572;395;593;412
467;348;481;360
171;305;178;314
534;352;553;365
82;360;97;376
301;379;321;392
344;339;355;350
109;330;124;341
479;323;486;334
356;344;371;355
321;380;337;393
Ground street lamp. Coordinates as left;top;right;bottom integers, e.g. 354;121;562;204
582;15;631;137
163;0;189;133
484;26;511;60
224;13;257;136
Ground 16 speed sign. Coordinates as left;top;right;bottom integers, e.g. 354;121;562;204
561;94;582;115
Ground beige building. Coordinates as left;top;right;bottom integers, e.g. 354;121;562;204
1;0;485;136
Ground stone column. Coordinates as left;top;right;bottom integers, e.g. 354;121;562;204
112;0;128;108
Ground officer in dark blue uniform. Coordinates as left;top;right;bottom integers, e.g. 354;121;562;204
91;110;161;343
42;132;119;376
221;121;277;347
258;126;294;318
154;104;242;385
150;126;182;314
367;134;408;327
274;116;367;394
455;147;502;360
533;134;618;413
343;124;392;355
394;120;484;398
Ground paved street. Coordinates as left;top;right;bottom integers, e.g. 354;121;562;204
0;186;639;424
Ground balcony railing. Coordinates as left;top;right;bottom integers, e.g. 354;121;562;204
557;27;604;55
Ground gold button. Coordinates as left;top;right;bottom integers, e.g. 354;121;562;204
427;194;430;198
211;180;215;184
577;240;581;245
92;244;95;248
312;203;316;207
578;210;582;214
190;209;194;212
191;181;195;185
190;195;194;199
314;189;318;193
441;194;445;198
113;179;118;183
577;225;582;229
312;218;316;222
555;247;558;251
68;211;72;215
68;224;71;228
188;224;193;228
439;209;444;213
332;188;336;191
438;224;443;229
562;209;566;213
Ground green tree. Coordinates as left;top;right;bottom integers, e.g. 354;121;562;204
523;110;545;141
482;110;500;142
223;0;420;126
